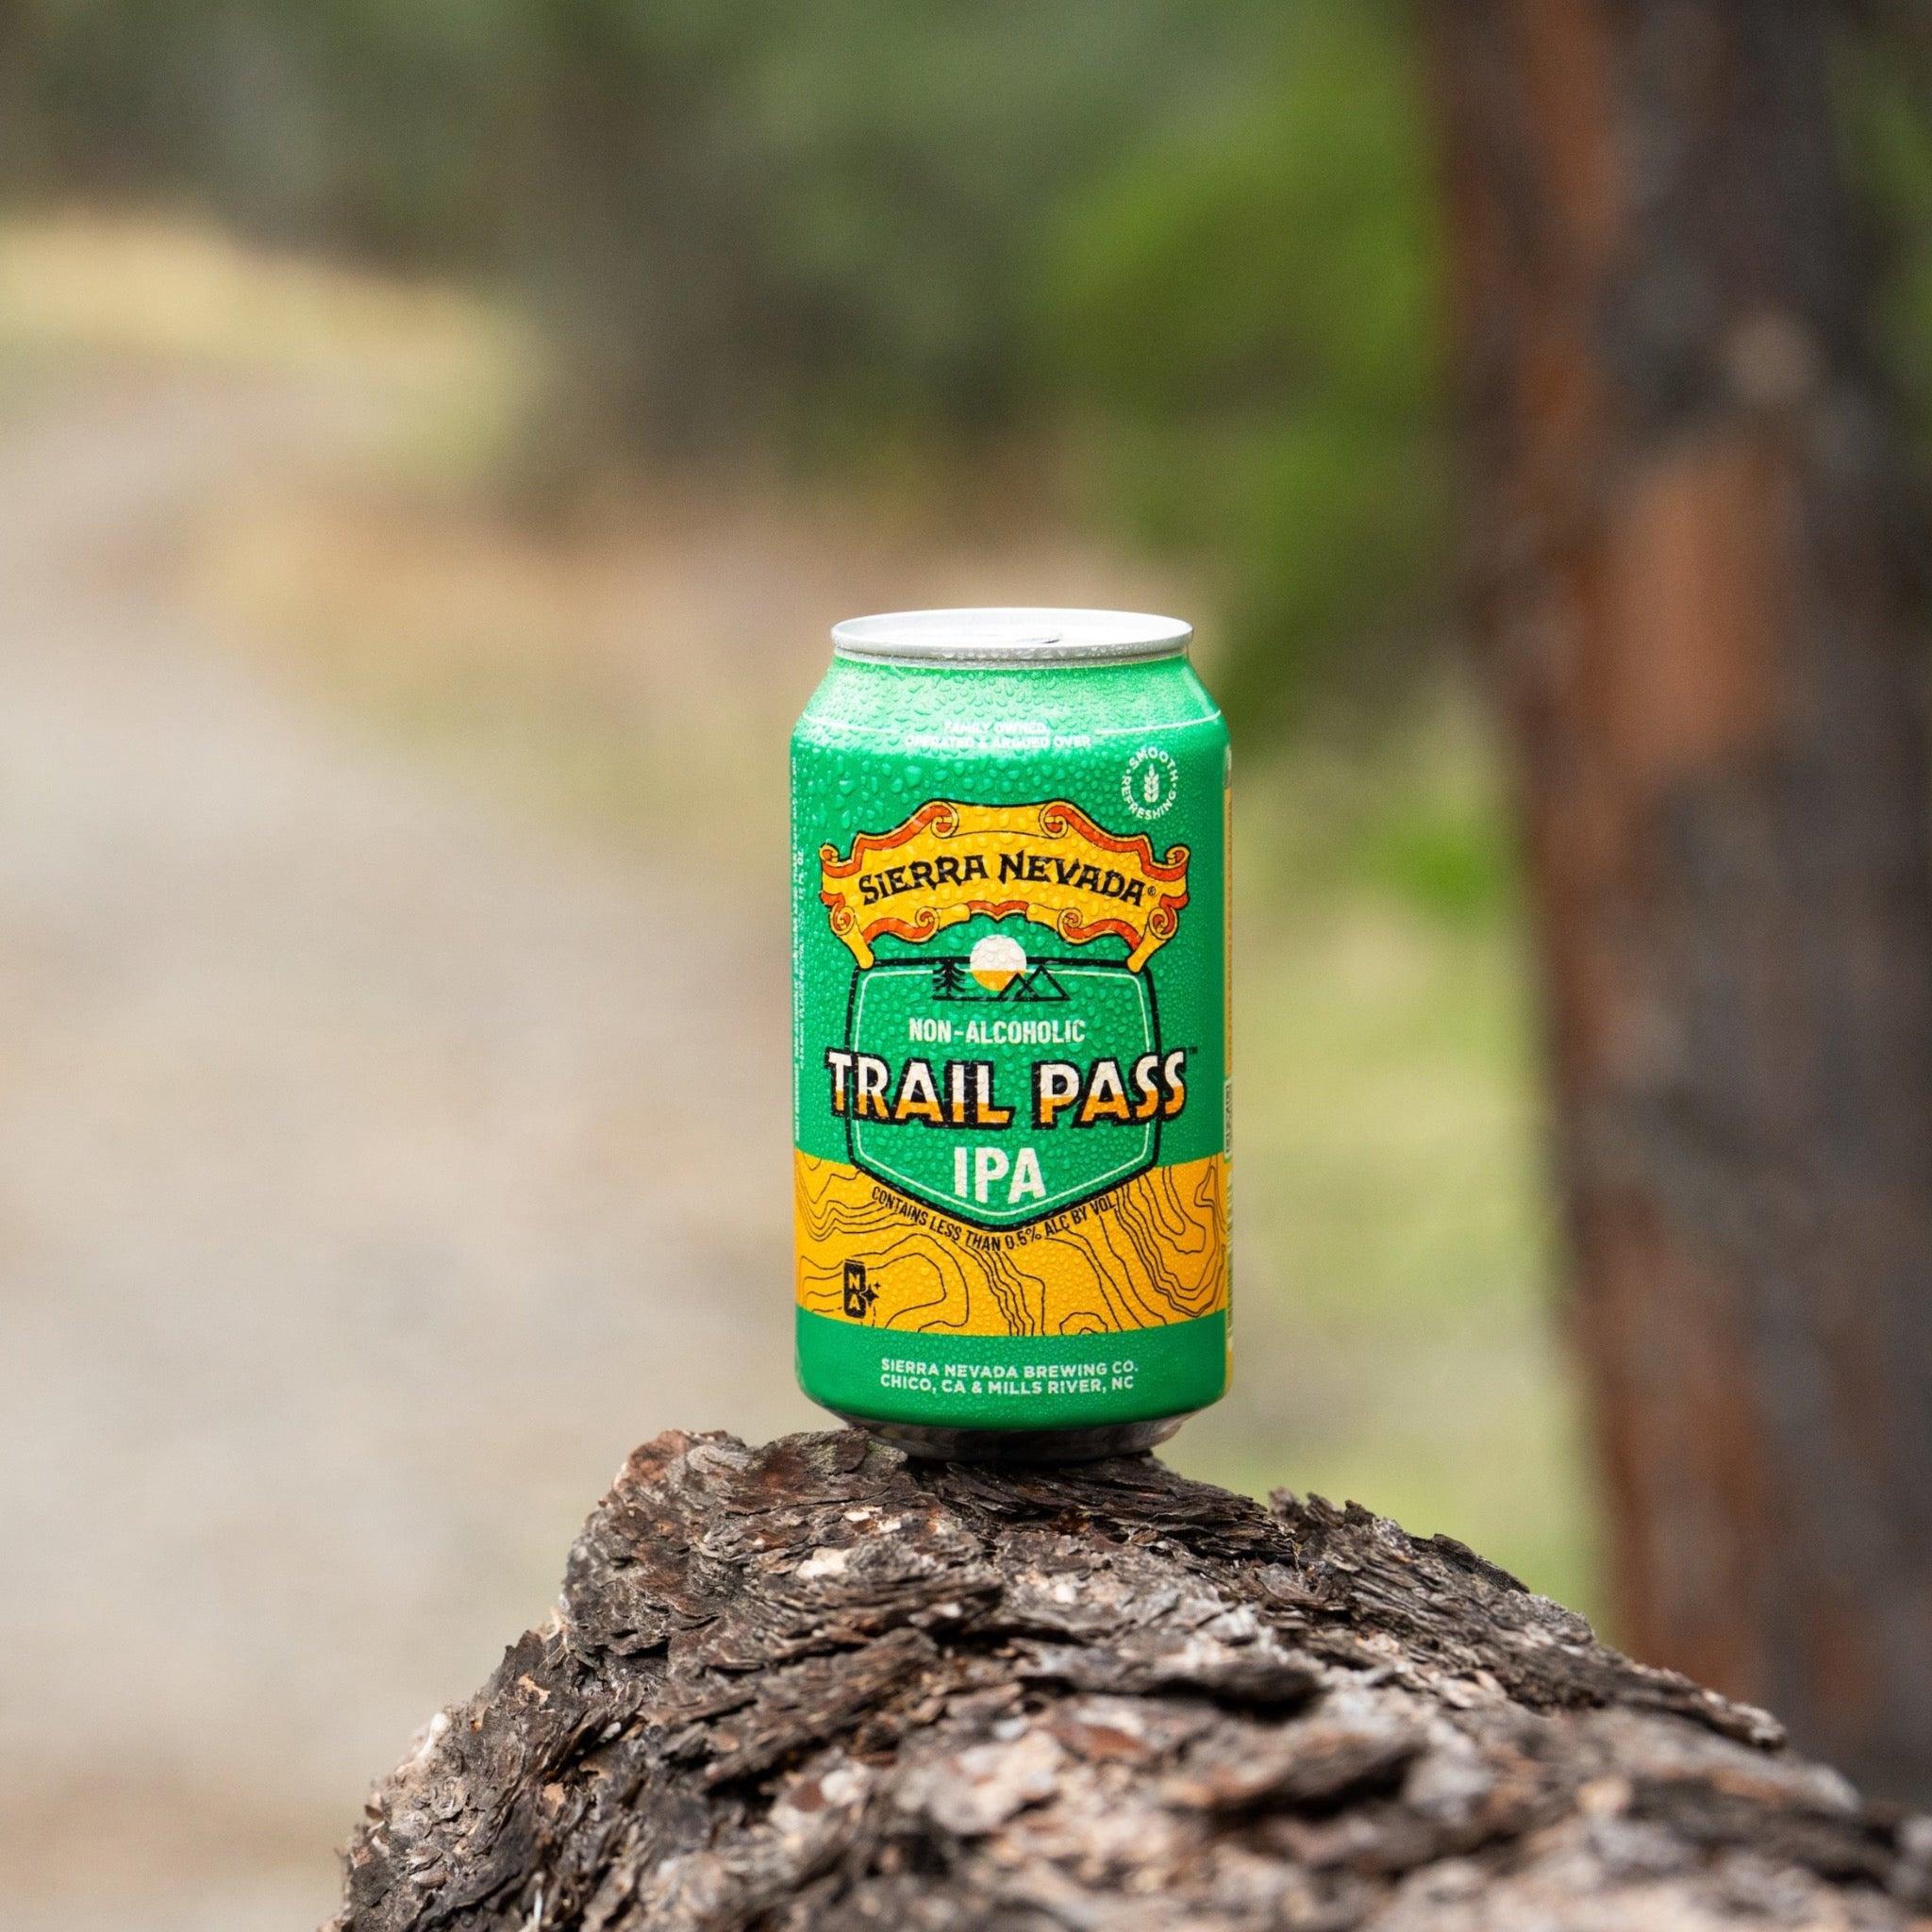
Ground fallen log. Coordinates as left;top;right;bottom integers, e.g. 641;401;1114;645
332;1431;1932;1929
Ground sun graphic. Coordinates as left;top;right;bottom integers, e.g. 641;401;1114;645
968;933;1028;993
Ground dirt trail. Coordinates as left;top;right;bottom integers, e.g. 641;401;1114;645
0;375;808;1929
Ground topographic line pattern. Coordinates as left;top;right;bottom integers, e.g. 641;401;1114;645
794;1151;1226;1337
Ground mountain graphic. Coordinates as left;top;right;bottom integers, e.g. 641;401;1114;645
1001;963;1069;1002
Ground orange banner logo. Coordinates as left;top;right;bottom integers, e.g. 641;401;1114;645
819;800;1189;972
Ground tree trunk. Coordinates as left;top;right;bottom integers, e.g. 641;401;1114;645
332;1429;1931;1930
1427;0;1932;1804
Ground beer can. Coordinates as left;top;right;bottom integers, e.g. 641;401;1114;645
792;608;1229;1460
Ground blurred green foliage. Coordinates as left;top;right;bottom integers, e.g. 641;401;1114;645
1843;25;1932;445
1041;3;1448;726
6;3;1274;435
2;0;1449;723
8;3;1926;723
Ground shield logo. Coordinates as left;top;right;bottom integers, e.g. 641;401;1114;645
844;950;1160;1228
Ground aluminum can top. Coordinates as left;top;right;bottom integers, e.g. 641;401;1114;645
831;607;1191;668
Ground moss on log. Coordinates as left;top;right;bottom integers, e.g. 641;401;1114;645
332;1431;1932;1929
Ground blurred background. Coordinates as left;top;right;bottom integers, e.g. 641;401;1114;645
2;3;1929;1926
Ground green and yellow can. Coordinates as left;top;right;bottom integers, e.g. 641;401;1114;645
792;608;1229;1460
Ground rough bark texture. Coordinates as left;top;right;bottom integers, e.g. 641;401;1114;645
333;1430;1932;1931
1429;0;1932;1802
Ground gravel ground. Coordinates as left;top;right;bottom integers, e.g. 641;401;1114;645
0;375;810;1928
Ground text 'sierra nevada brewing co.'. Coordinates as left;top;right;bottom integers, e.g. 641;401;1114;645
792;608;1229;1460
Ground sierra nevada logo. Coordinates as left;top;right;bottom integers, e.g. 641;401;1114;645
818;801;1191;1229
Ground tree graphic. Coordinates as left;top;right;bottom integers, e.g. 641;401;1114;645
932;958;969;1001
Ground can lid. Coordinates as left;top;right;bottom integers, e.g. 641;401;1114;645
831;607;1191;666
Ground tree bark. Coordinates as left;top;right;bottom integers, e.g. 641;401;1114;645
1427;0;1932;1802
333;1429;1932;1930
